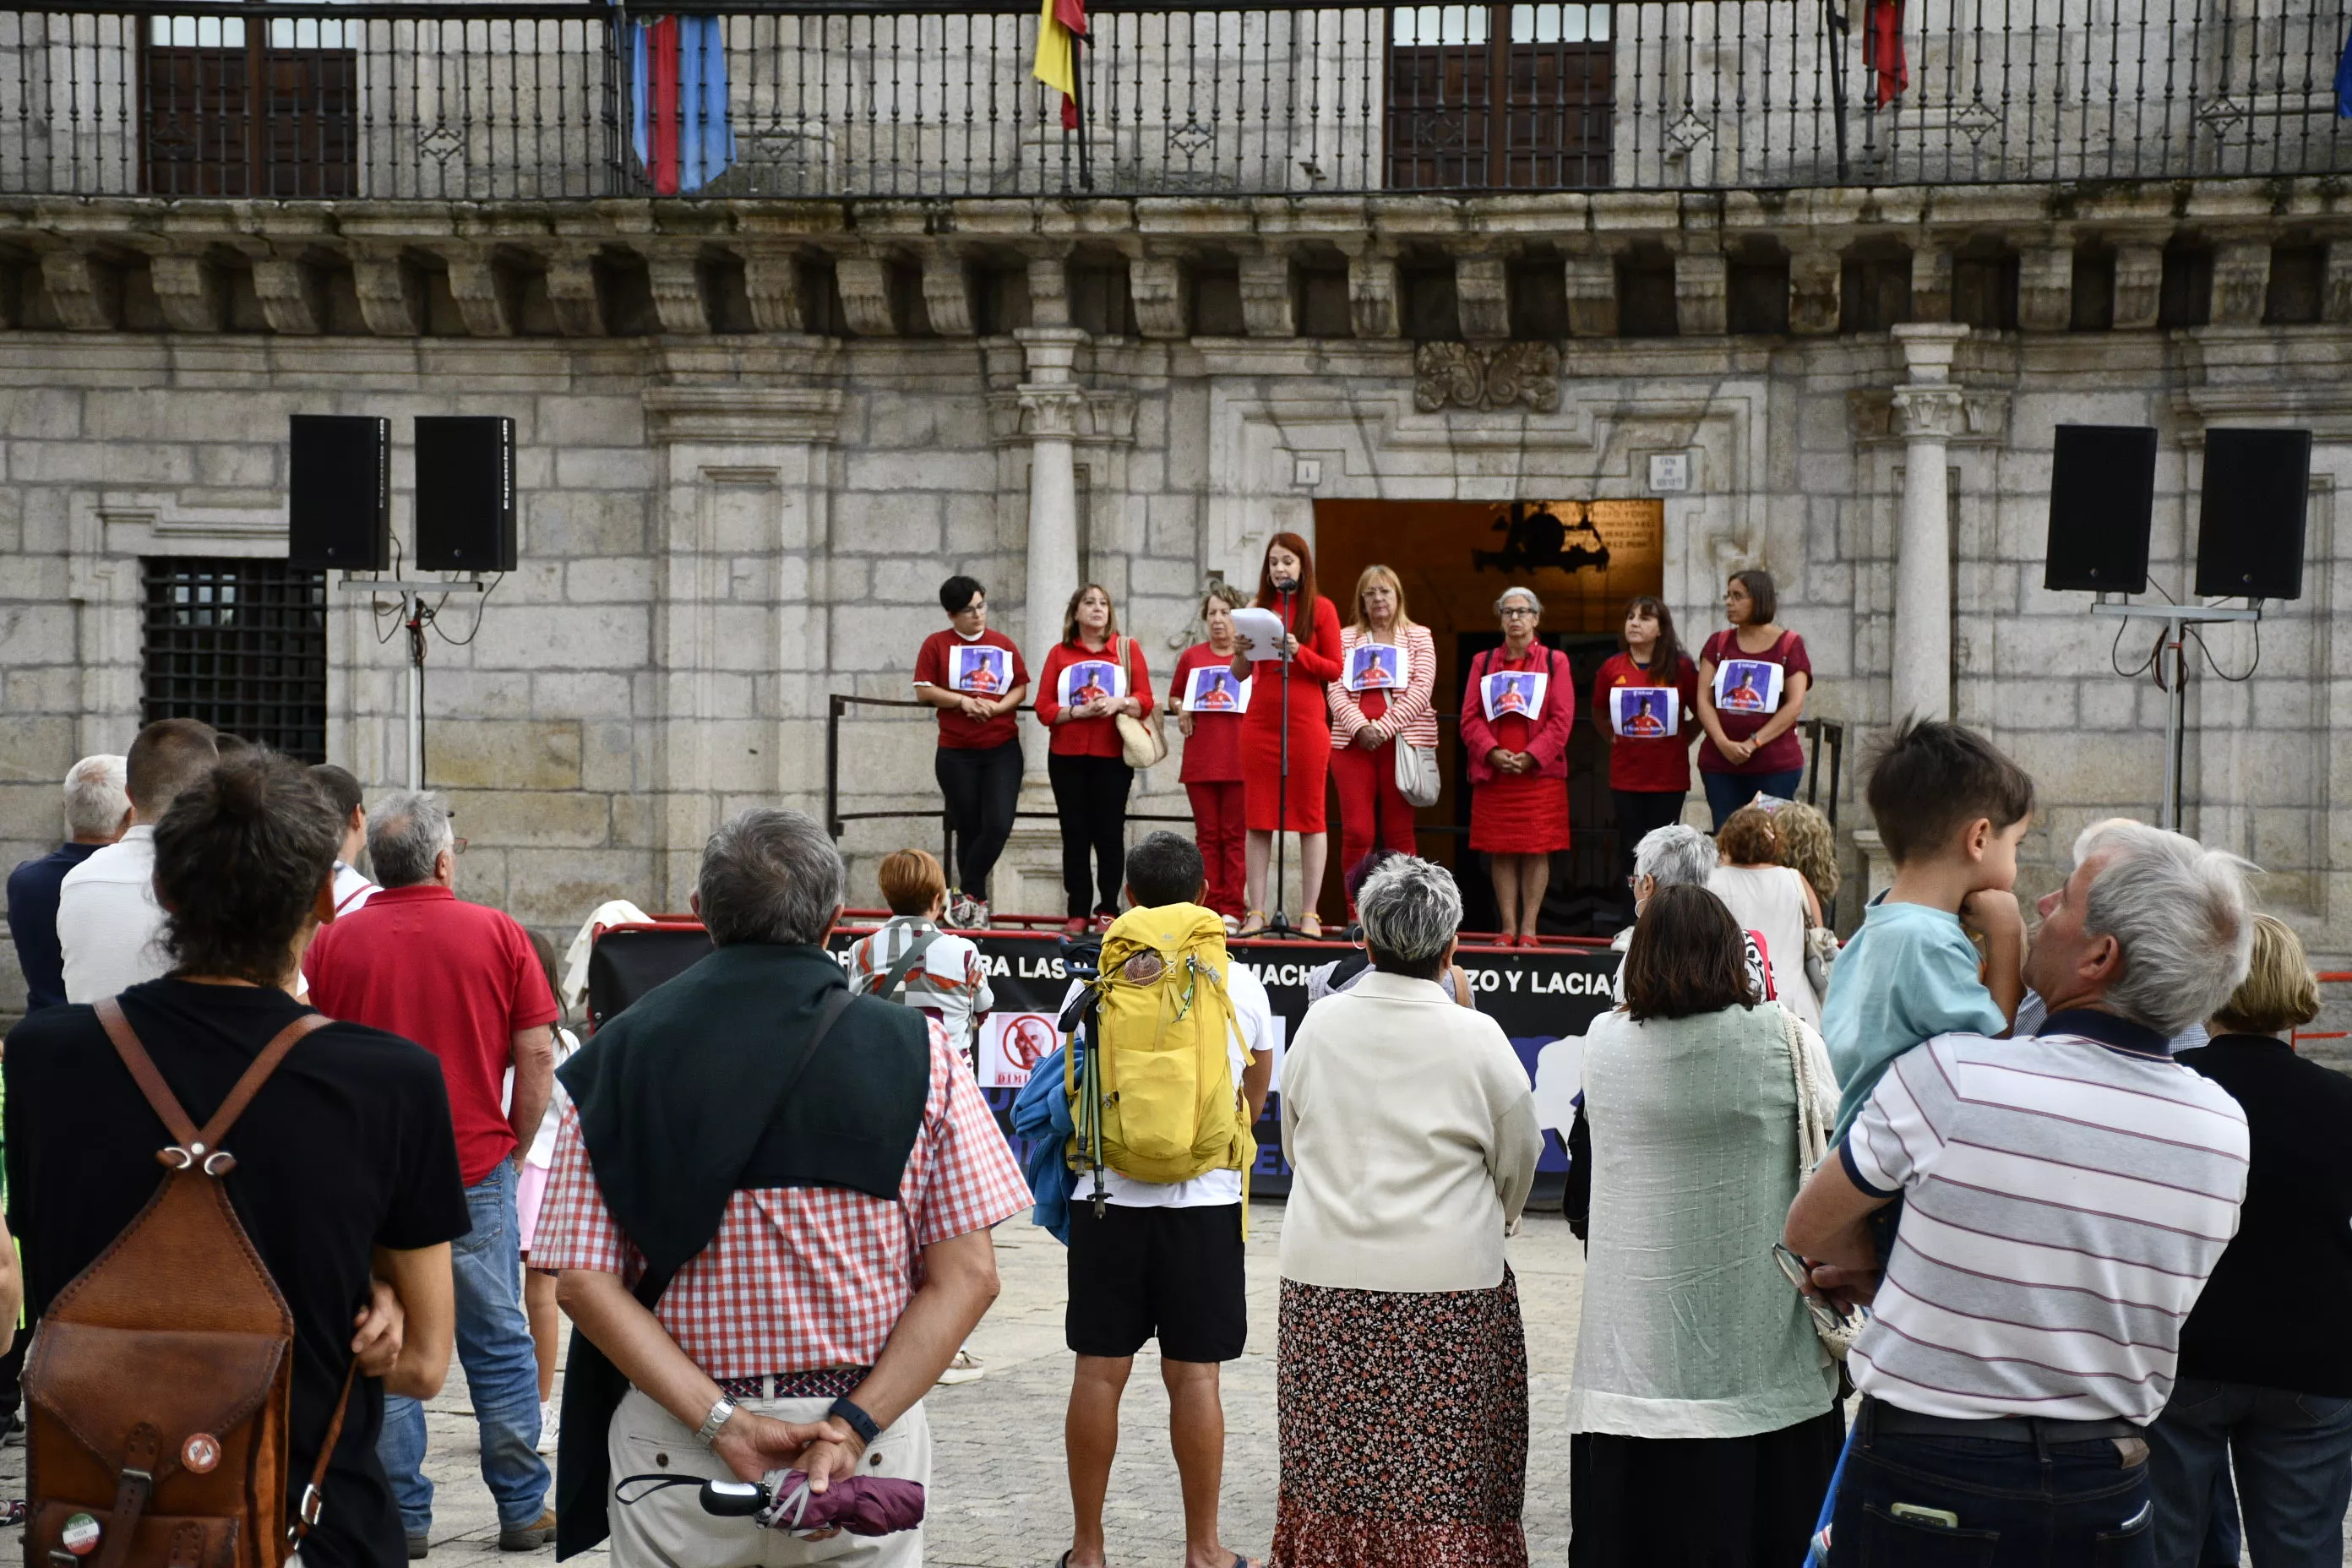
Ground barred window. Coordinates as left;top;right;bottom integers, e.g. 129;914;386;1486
141;558;329;763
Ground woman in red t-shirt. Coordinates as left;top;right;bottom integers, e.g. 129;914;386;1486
1230;532;1342;937
1695;569;1813;830
1169;581;1250;926
1591;595;1700;924
1458;586;1576;945
1033;583;1154;935
911;574;1029;928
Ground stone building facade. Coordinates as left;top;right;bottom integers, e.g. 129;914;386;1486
5;3;2352;1004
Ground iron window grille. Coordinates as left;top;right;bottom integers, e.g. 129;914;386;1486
141;558;329;763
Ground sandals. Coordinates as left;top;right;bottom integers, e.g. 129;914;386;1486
1298;913;1324;939
1239;911;1266;936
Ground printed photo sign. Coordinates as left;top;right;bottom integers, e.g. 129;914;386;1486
1343;643;1403;693
1609;685;1678;738
1057;659;1128;709
1712;658;1783;716
948;643;1011;696
978;1012;1062;1090
1184;665;1251;715
1479;670;1549;722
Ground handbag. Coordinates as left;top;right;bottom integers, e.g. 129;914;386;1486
1393;739;1440;807
1113;637;1167;769
1779;1003;1863;1360
1803;923;1838;1001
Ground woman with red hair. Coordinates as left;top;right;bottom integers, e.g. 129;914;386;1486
1229;532;1342;936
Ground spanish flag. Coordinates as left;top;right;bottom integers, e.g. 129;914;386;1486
1033;0;1086;130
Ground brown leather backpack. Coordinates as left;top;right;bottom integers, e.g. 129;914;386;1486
24;999;358;1568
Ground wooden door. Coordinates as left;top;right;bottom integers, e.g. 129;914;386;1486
1387;3;1614;191
143;12;356;197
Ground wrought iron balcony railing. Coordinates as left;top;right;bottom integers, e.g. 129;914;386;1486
3;0;2349;202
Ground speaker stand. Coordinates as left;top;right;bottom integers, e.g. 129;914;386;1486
2089;599;2262;832
339;578;490;790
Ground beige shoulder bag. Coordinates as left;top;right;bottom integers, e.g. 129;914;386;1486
1114;637;1168;769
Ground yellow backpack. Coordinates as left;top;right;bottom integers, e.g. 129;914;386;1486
1065;903;1255;1191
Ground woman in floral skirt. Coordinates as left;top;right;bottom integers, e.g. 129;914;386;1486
1273;855;1543;1567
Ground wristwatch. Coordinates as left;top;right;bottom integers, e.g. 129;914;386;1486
694;1396;738;1448
826;1396;882;1448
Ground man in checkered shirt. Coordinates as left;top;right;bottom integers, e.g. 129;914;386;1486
536;808;1032;1567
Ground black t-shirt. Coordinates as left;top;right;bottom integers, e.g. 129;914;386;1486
4;979;471;1568
2175;1033;2352;1396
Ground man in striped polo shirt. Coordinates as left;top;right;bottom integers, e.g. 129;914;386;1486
1788;821;2256;1565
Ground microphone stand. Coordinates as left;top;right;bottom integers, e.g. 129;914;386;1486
1264;584;1298;939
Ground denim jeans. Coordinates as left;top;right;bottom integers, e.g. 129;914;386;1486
378;1159;552;1534
1829;1399;2155;1565
1702;767;1805;830
2147;1378;2352;1568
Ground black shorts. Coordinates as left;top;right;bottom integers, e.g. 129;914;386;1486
1065;1200;1248;1363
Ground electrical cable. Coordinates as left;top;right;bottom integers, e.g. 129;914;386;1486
2188;618;2259;683
428;572;501;646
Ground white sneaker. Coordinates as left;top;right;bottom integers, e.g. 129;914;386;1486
536;1398;558;1455
934;1348;985;1386
966;897;990;930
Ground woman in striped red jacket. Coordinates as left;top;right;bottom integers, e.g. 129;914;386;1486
1326;565;1437;912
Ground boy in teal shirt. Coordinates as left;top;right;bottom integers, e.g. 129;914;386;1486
1822;719;2036;1141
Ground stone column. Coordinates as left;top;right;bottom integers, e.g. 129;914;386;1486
1016;325;1089;780
1888;324;1969;725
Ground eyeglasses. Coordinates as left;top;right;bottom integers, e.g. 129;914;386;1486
1772;1244;1861;1337
451;837;470;857
1500;607;1540;619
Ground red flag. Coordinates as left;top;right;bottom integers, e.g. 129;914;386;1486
1864;0;1907;108
650;14;681;193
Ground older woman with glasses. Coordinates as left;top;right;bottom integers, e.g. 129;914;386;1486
1458;586;1576;945
1276;855;1541;1568
1565;883;1842;1567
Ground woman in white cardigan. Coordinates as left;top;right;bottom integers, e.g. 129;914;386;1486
1565;882;1843;1567
1276;855;1543;1568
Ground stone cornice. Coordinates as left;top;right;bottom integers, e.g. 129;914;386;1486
643;386;846;445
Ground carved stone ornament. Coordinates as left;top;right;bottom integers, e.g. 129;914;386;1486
1413;341;1562;414
1889;384;1970;440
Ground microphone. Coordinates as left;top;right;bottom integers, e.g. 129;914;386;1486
1272;574;1298;594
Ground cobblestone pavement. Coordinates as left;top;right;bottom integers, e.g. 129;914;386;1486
5;1203;2333;1565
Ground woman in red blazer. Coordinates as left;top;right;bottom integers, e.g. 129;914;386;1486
1458;585;1576;945
1229;531;1342;936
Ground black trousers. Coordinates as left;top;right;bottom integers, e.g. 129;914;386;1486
1570;1405;1844;1567
1611;787;1689;918
935;739;1024;902
1048;752;1134;918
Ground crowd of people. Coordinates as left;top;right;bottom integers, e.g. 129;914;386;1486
912;546;1818;941
4;691;2348;1568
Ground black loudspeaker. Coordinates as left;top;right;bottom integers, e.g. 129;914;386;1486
2044;424;2158;593
287;415;391;569
414;416;517;572
2197;427;2311;600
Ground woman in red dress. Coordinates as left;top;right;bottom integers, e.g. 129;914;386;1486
1458;585;1576;945
1230;531;1342;937
1169;580;1250;928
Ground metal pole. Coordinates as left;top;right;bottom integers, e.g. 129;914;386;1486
2161;619;2186;832
406;591;426;791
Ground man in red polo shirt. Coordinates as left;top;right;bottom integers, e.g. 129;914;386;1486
304;789;559;1558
